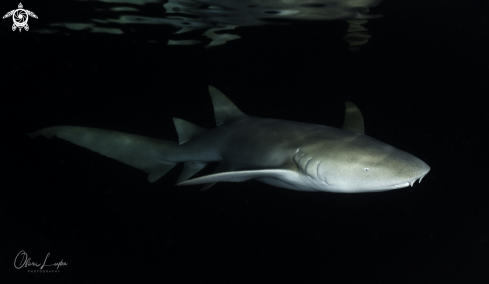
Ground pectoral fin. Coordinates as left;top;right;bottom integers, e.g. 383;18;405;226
177;169;298;187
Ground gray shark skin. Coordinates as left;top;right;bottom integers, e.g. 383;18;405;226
28;86;430;193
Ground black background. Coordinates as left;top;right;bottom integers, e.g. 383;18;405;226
2;0;488;283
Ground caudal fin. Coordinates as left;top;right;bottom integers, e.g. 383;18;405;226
28;126;178;182
28;86;243;187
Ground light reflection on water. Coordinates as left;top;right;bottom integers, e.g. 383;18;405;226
33;0;382;48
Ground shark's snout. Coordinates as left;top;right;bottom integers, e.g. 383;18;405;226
391;158;430;189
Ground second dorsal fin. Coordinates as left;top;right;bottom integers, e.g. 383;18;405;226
172;117;207;145
209;86;246;126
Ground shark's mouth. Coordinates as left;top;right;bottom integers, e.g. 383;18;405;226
392;174;427;189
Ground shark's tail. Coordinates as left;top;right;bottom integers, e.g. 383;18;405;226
28;126;182;183
28;86;247;187
27;115;217;185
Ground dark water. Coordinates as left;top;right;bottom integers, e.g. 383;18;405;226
3;0;489;283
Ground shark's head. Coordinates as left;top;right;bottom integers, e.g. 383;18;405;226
297;130;430;193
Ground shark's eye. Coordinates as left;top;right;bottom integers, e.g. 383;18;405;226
364;168;369;172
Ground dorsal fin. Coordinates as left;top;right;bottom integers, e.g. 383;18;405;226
342;101;365;134
208;86;246;126
172;117;207;145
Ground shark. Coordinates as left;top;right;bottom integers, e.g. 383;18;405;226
28;86;430;193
